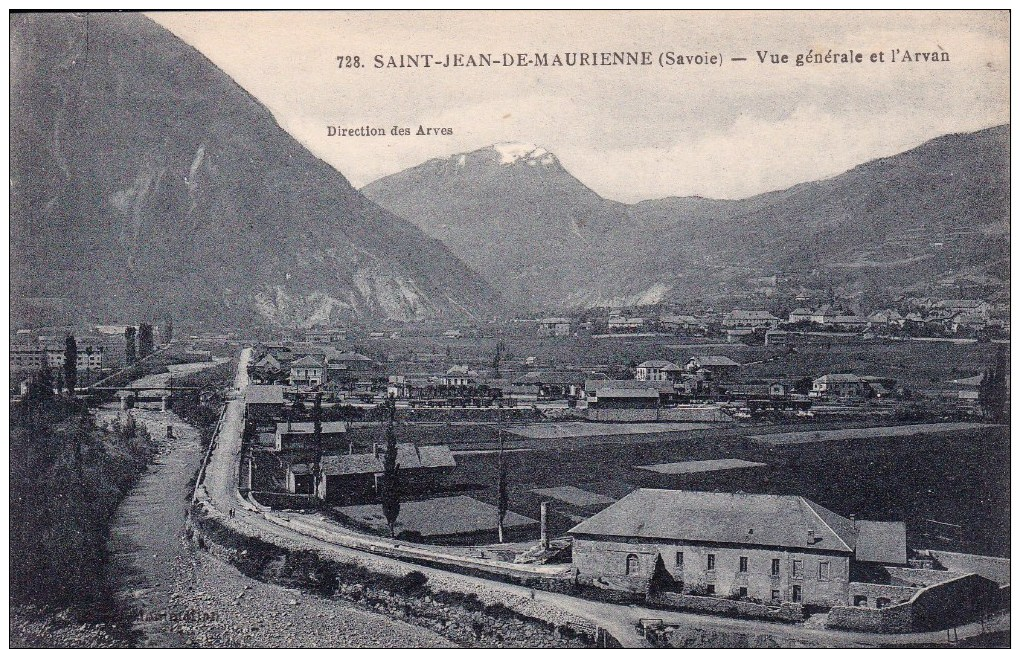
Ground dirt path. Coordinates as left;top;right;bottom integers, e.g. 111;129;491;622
105;366;452;647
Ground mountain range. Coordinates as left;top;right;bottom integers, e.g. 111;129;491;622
364;127;1010;310
10;13;497;329
10;13;1009;330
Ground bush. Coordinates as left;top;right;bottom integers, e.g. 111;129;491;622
398;570;429;593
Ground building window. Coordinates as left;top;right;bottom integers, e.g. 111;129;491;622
739;556;748;573
792;559;803;578
854;595;868;607
625;554;640;575
707;554;715;570
738;587;748;598
771;589;781;601
706;584;715;595
675;551;684;568
818;561;830;581
792;585;802;602
876;597;891;609
771;558;780;577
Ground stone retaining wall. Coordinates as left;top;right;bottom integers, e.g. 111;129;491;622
647;590;804;623
827;572;1003;633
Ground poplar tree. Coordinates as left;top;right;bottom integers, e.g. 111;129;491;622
380;397;401;536
497;429;510;543
125;327;137;365
64;334;78;396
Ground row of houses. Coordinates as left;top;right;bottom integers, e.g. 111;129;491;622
249;342;375;388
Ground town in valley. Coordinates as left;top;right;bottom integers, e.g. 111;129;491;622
9;10;1011;649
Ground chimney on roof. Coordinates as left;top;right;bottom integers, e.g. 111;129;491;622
373;443;380;458
807;529;815;543
850;514;857;531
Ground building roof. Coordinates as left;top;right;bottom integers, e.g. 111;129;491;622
937;300;986;309
790;308;814;316
539;317;571;324
727;310;778;320
320;444;456;476
854;521;907;564
570;489;857;553
569;489;904;560
291;354;326;368
328;351;372;363
337;495;536;538
245;384;285;405
598;387;662;399
276;421;349;435
689;355;740;367
585;379;675;395
637;360;681;371
512;370;587;386
815;373;864;384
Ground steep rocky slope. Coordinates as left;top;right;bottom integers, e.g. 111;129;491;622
10;13;497;328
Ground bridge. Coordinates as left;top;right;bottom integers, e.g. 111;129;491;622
84;384;205;406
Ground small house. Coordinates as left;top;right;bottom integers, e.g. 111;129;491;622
244;384;286;427
810;373;868;398
634;360;682;382
538;317;571;337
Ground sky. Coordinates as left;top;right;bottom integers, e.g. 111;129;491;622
150;10;1009;202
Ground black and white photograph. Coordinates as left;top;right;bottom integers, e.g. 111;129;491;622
8;9;1012;648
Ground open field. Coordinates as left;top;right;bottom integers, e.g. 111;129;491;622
635;458;767;474
750;422;1001;446
508;421;716;439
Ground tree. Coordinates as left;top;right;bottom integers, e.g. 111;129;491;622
63;334;77;396
793;376;813;395
34;366;54;401
125;327;137;365
380;397;401;536
138;323;154;359
312;392;323;496
161;313;174;345
979;347;1009;423
492;339;506;379
496;429;510;543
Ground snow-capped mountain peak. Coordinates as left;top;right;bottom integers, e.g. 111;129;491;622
488;142;557;166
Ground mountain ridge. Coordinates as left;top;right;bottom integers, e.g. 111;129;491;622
364;124;1010;310
10;13;499;329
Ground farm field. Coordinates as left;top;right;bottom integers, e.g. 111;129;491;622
449;422;1009;557
635;458;767;474
508;421;716;439
750;422;1001;446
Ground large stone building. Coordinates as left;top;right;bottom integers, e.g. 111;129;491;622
569;489;906;607
10;341;104;373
